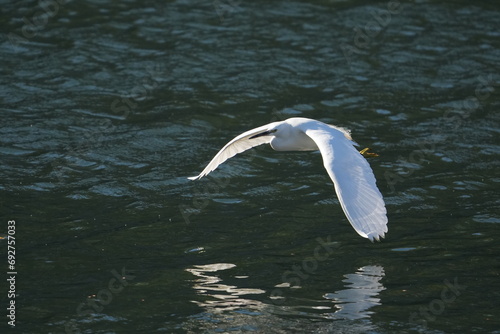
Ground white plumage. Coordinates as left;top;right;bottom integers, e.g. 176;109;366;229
189;117;388;241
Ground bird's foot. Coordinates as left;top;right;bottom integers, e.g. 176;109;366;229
359;147;379;158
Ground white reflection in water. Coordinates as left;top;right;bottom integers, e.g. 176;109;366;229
185;263;266;313
185;263;385;324
323;265;385;320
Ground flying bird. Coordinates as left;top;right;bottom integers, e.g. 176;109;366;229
188;117;388;241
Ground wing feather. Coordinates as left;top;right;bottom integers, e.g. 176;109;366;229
188;122;280;180
301;123;388;241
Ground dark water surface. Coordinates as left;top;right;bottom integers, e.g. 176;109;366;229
1;0;500;333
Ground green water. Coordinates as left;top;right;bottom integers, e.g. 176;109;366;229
1;0;500;333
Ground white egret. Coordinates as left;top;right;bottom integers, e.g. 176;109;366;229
188;117;388;241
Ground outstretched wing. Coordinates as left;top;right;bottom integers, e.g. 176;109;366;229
188;122;281;180
301;122;388;241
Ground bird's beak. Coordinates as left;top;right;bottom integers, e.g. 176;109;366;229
249;129;277;139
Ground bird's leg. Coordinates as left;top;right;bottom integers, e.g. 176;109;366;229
359;147;379;158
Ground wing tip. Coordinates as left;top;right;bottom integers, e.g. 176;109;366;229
187;175;200;181
367;231;386;242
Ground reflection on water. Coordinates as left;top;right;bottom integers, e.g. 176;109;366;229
186;263;385;328
185;263;266;313
324;265;385;320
